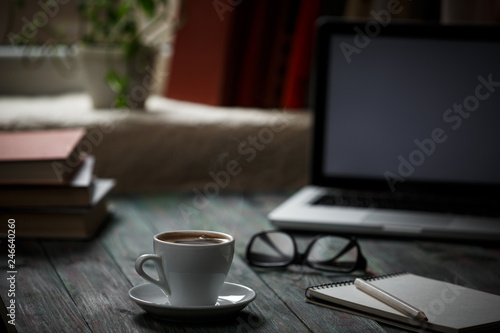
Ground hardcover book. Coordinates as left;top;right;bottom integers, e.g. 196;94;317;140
0;179;115;239
0;128;86;184
0;156;96;207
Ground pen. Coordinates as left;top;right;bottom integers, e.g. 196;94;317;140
354;278;428;322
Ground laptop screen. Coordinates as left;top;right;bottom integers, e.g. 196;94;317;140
312;22;500;195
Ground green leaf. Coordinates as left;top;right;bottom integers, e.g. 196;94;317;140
138;0;155;17
106;70;130;108
117;2;131;16
113;94;129;108
106;70;128;93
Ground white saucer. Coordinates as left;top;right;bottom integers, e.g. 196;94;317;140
129;282;256;322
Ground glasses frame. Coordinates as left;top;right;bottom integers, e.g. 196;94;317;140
246;231;367;273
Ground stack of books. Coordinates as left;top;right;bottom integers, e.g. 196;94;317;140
0;128;115;239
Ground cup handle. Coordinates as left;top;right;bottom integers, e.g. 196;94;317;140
135;254;171;296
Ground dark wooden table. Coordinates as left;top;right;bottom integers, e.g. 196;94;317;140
2;193;500;332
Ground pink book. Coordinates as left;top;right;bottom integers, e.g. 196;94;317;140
0;128;86;184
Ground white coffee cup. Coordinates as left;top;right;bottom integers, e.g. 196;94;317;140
135;230;234;307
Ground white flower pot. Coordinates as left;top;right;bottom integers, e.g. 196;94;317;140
76;45;157;109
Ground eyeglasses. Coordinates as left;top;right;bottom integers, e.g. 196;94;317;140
246;231;367;273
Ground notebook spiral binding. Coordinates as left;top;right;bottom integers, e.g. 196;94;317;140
307;272;408;291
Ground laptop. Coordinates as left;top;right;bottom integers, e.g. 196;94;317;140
269;20;500;240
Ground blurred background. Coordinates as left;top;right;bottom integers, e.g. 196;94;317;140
1;0;499;193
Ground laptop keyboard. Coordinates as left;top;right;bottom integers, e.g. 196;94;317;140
312;191;499;217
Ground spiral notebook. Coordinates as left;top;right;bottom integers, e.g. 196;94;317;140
306;272;500;333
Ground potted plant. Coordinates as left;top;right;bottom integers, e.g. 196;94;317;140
77;0;176;109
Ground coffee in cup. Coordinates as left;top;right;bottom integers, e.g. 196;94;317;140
135;230;234;307
159;231;231;245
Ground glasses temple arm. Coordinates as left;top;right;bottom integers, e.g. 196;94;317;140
310;239;361;266
258;233;294;259
330;239;358;261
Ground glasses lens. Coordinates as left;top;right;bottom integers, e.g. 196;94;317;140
306;236;359;272
247;232;295;267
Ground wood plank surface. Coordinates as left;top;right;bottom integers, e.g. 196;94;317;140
1;192;500;333
117;193;312;332
0;240;91;333
131;193;388;332
41;239;166;333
